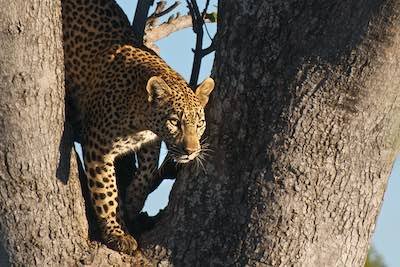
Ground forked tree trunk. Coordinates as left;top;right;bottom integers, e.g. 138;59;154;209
1;0;400;266
142;1;400;266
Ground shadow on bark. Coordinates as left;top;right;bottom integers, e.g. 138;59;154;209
240;0;390;124
55;121;74;184
0;242;10;267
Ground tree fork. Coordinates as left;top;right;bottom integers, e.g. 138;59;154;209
1;0;399;266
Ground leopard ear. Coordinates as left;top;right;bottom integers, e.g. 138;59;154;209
146;76;171;102
195;77;215;107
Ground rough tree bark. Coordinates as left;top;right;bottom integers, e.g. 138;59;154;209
0;1;90;265
1;0;400;266
141;1;400;266
0;1;138;266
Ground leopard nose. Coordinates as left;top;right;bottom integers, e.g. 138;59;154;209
185;146;198;155
183;132;200;155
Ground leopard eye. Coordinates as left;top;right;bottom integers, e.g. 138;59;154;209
168;118;179;127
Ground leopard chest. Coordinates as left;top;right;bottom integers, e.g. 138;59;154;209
111;130;159;156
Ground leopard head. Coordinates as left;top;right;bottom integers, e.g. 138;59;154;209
146;76;215;164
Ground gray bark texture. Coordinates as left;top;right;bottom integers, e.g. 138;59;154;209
0;1;138;266
141;1;400;266
0;0;400;266
0;1;88;265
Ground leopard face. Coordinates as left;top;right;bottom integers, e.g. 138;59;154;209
146;76;215;164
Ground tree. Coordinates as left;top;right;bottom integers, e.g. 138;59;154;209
0;1;88;265
141;1;400;266
0;0;399;266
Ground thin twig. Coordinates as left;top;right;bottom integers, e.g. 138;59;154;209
201;0;211;18
148;1;180;22
146;1;165;27
200;0;213;41
194;38;215;57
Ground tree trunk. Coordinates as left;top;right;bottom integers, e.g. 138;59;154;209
1;0;400;266
0;1;144;266
141;1;400;266
0;1;88;265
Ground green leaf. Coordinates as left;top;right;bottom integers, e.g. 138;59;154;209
365;246;387;267
205;12;217;23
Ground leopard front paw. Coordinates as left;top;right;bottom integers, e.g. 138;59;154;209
104;232;138;255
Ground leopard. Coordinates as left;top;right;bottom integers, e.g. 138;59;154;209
61;0;214;255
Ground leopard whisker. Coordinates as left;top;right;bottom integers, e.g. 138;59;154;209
200;148;213;154
199;148;212;159
196;156;207;174
200;140;209;146
193;158;200;173
200;151;211;158
197;154;207;165
200;136;209;144
168;146;185;156
200;142;214;152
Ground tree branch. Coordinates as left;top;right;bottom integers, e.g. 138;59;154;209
132;0;155;43
144;15;213;43
146;1;166;28
187;0;207;88
147;1;181;27
192;38;216;57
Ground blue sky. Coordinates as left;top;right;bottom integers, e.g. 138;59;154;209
116;1;399;266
